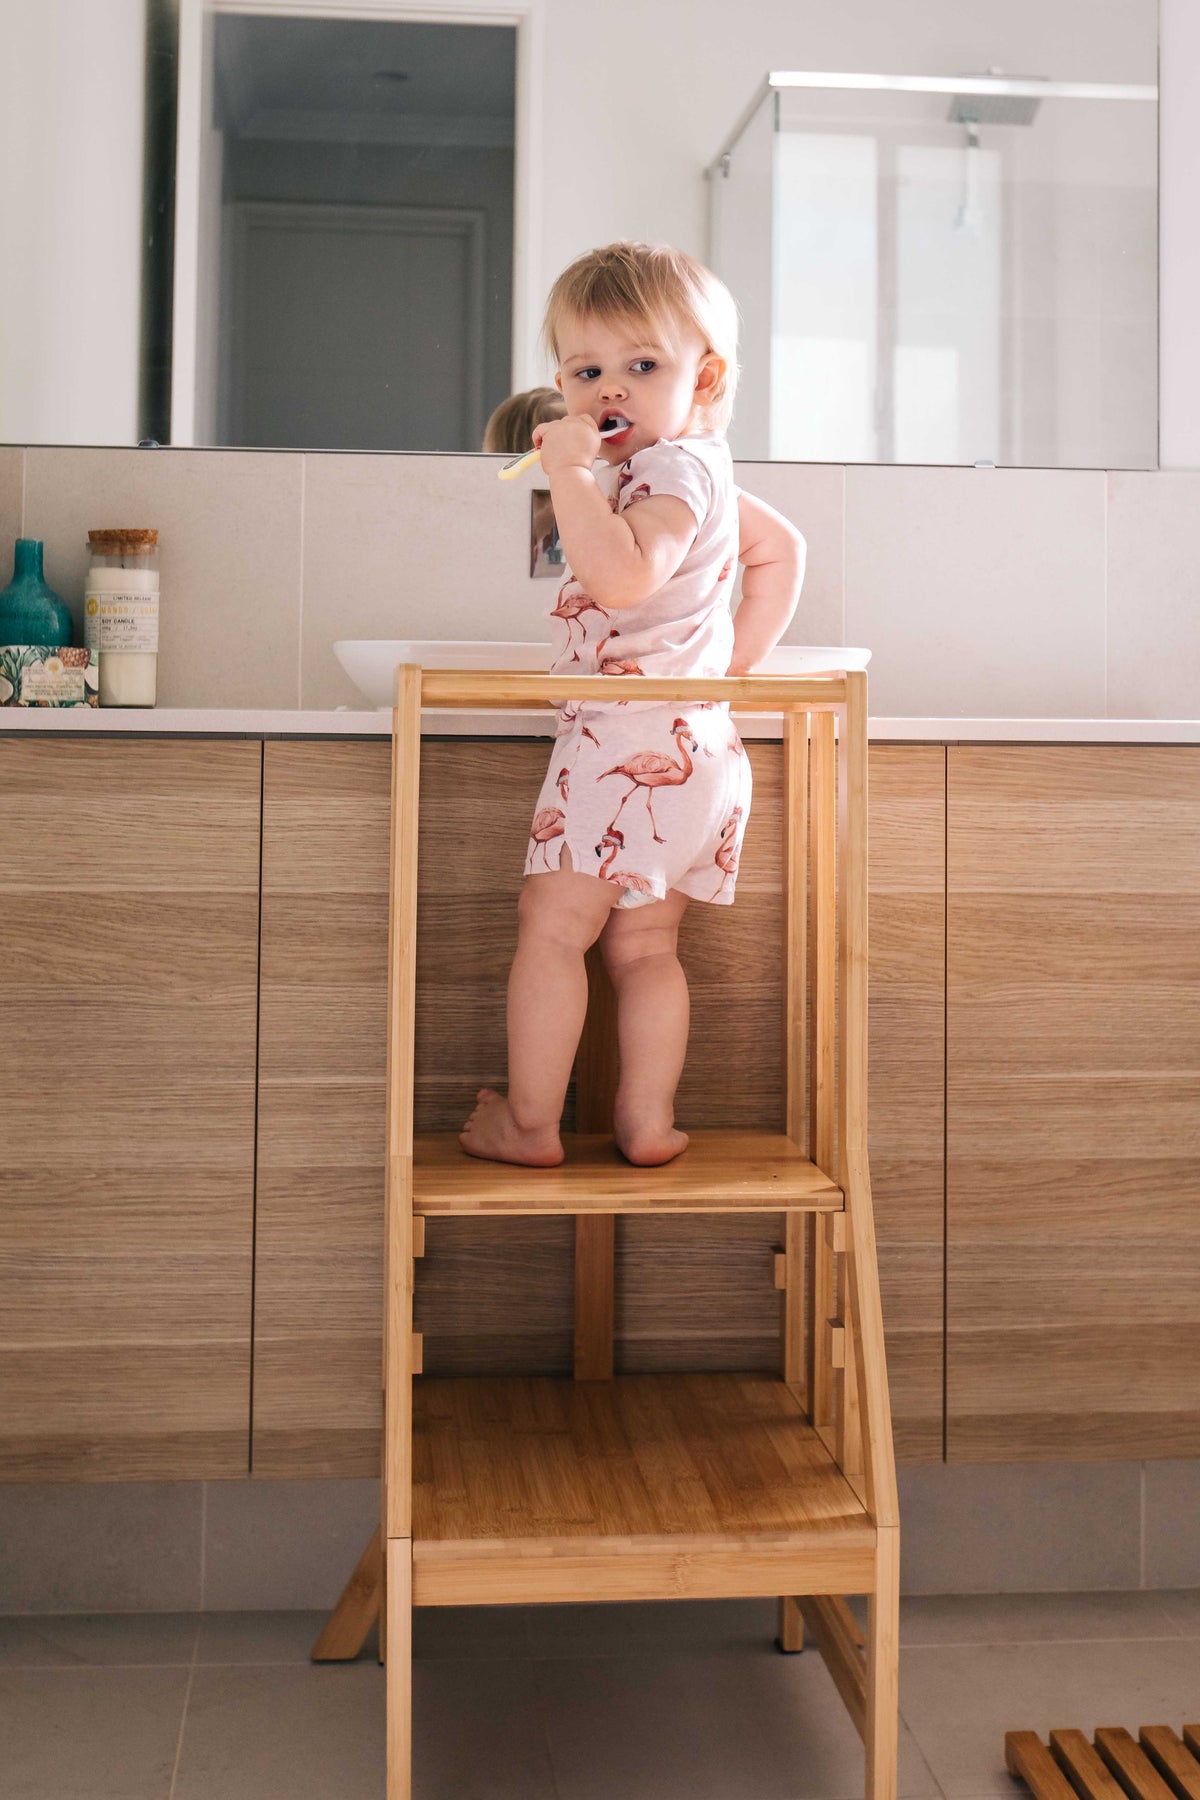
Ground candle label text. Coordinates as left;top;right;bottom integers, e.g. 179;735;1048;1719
85;590;160;654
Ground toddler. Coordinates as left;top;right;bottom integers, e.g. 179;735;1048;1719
460;242;805;1169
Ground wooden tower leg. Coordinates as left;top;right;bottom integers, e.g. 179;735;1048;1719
778;706;810;1651
865;1526;900;1800
310;1524;382;1663
386;1536;413;1800
384;664;420;1793
574;942;618;1380
808;707;837;1431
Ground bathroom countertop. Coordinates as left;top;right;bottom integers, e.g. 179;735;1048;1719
0;708;1198;742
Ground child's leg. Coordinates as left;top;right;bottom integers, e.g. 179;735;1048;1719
598;889;691;1166
460;847;617;1166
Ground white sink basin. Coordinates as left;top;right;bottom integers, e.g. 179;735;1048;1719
334;639;870;710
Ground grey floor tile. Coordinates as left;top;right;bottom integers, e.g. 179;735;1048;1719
413;1603;535;1661
172;1656;559;1800
898;1638;1200;1800
893;1589;1200;1645
195;1609;366;1665
0;1666;190;1800
412;1657;559;1800
173;1663;385;1800
537;1646;939;1800
0;1611;198;1668
524;1597;775;1660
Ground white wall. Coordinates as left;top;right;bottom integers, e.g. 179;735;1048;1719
1159;0;1200;468
3;0;1185;463
535;0;1157;376
0;0;145;445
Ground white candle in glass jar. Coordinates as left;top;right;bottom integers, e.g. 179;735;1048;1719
84;544;160;707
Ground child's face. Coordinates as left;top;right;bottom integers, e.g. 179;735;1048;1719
554;311;723;463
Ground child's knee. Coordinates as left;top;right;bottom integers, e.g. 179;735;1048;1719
601;917;679;976
517;872;609;951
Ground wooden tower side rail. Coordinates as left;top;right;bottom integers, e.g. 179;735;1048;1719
382;663;421;1796
419;671;848;710
835;671;899;1533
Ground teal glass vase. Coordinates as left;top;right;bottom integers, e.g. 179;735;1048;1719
0;539;72;647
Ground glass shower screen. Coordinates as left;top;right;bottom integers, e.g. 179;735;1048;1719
708;72;1158;468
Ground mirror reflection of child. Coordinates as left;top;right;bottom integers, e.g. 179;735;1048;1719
484;387;565;562
461;241;806;1169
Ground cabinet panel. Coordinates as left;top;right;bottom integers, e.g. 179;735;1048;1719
0;738;260;1480
947;746;1200;1460
868;746;946;1463
255;737;946;1476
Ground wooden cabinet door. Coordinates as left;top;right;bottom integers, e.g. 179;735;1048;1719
0;737;261;1480
254;739;393;1477
869;746;946;1463
947;746;1200;1460
255;737;947;1476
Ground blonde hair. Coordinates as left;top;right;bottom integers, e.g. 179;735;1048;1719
541;241;739;432
482;386;566;454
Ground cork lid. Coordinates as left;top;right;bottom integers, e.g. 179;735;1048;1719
87;528;159;551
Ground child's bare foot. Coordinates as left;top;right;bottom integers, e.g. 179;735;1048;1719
459;1087;564;1167
613;1100;689;1167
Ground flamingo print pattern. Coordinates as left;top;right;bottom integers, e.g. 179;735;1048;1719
595;828;656;894
710;806;742;899
528;430;753;907
528;806;565;868
550;579;611;662
599;717;698;843
594;629;646;676
524;704;751;909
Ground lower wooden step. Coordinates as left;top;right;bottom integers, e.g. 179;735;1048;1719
1006;1726;1200;1800
410;1372;875;1606
412;1130;844;1216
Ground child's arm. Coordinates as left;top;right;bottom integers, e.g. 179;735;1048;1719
728;490;806;675
533;416;697;609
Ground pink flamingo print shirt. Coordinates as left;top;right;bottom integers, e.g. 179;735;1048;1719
524;432;752;909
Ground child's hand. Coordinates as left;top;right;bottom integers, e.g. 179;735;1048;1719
533;414;600;475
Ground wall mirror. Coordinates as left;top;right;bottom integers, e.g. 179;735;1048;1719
0;0;1159;469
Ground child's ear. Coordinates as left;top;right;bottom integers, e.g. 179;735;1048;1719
554;371;564;394
694;351;725;401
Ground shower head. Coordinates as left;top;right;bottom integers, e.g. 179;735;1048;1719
947;73;1046;128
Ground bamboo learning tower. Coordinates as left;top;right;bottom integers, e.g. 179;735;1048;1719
315;664;899;1799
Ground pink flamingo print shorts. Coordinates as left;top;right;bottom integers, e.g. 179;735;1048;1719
523;703;753;908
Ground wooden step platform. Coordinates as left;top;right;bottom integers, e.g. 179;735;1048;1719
413;1130;844;1216
411;1373;875;1607
1006;1726;1200;1800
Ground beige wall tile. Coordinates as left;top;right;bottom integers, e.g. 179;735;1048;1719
303;454;843;709
730;460;844;647
0;448;23;553
1107;471;1200;717
23;448;304;708
845;467;1107;718
302;452;550;708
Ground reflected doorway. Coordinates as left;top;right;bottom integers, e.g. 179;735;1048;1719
198;12;515;451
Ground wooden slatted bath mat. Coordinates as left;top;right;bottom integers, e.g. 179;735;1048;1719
1006;1725;1200;1800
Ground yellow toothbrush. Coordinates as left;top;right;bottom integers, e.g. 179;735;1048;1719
497;416;631;481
